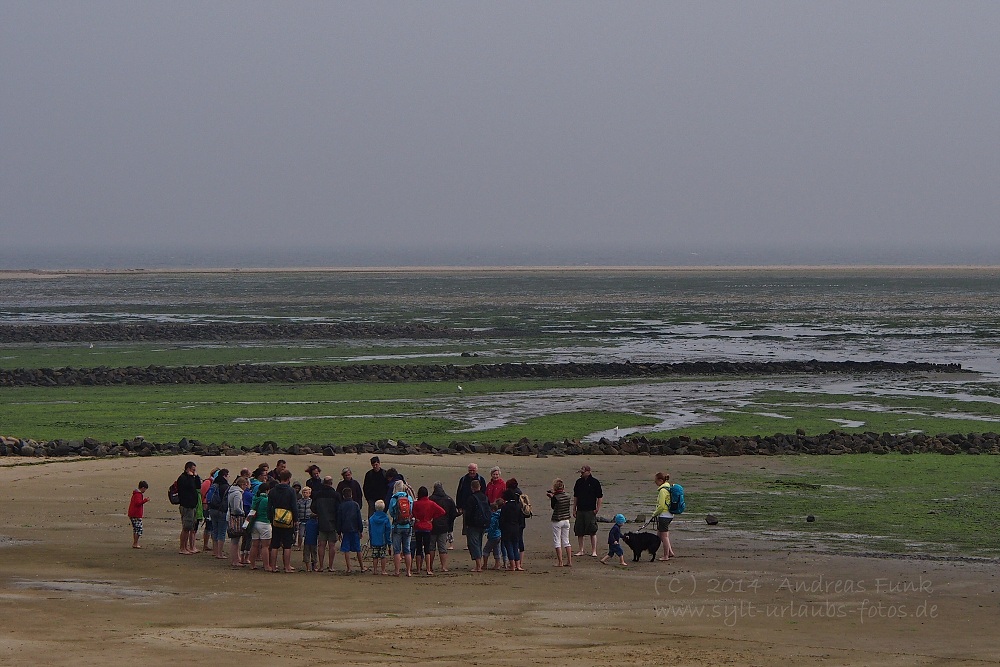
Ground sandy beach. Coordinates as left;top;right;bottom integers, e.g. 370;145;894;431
1;453;996;666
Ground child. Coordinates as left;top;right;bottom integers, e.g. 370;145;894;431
484;500;504;570
368;499;392;575
128;481;150;548
296;486;312;550
303;512;319;572
337;488;366;573
600;514;628;566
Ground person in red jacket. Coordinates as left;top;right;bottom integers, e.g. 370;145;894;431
485;466;506;505
128;481;150;548
412;486;446;575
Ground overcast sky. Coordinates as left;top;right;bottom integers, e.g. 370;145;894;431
2;2;998;268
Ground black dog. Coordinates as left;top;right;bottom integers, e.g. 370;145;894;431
621;531;660;562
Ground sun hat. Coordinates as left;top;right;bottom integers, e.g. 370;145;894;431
614;514;626;526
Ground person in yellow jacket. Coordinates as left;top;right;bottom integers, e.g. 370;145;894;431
652;472;677;561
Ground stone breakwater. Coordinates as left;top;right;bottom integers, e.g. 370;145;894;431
0;359;963;387
0;322;466;343
2;429;998;459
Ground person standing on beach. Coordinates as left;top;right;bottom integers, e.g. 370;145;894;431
311;476;342;572
363;456;389;518
485;466;506;505
127;481;149;549
176;461;201;555
268;470;298;573
428;481;458;572
547;478;572;567
199;467;219;552
499;489;525;571
456;463;486;537
572;464;603;557
227;476;249;567
337;488;366;573
652;472;677;561
337;467;363;511
268;459;287;482
389;480;416;577
305;464;323;496
412;485;446;575
208;469;231;560
462;479;490;572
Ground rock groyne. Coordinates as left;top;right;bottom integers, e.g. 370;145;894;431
2;429;996;459
0;359;963;387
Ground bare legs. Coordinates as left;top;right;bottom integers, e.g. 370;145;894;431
658;530;675;560
318;539;337;571
249;538;271;570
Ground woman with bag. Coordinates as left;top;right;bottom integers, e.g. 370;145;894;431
228;476;249;567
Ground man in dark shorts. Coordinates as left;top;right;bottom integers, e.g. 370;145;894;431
572;464;603;557
268;469;298;572
176;461;201;555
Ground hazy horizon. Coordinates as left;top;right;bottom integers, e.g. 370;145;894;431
3;2;999;271
2;241;998;271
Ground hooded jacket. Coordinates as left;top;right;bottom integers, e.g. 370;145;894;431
310;484;342;533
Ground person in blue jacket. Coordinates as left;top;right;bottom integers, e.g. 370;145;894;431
368;499;392;576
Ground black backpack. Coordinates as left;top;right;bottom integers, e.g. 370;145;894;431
468;495;490;528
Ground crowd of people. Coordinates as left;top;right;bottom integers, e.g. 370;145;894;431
135;457;682;575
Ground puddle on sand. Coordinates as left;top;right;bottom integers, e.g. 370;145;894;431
11;578;170;601
0;536;32;548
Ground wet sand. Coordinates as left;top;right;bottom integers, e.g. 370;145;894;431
1;453;997;666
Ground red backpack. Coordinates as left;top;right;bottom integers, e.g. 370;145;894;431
393;494;413;524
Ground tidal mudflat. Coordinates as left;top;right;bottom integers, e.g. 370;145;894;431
3;267;1000;445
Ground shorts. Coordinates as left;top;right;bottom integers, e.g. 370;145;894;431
432;532;449;554
210;510;228;543
130;517;143;537
341;531;362;553
574;510;598;536
370;544;388;559
657;517;673;532
180;506;198;531
252;522;272;541
270;526;294;550
203;516;213;531
551;519;570;548
607;543;624;557
391;526;412;555
318;530;338;544
465;527;484;560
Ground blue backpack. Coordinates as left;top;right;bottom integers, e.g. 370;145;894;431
668;483;686;515
207;483;227;512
